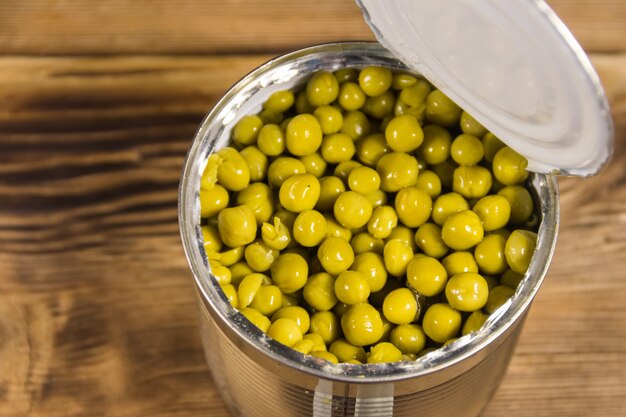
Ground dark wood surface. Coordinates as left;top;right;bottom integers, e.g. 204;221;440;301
1;2;625;416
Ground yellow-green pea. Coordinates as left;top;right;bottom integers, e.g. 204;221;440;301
498;185;534;224
334;68;358;83
362;90;395;119
268;317;303;348
329;338;367;363
202;224;222;253
240;307;271;333
333;302;351;318
217;205;257;248
351;252;388;292
200;184;229;219
385;114;424;152
244;240;279;272
239;146;268;182
441;210;484;250
209;259;231;286
485;285;515;314
391;73;418;90
425;89;462;127
416;170;442;199
451;134;484;166
324;214;352;242
376;152;419;192
313;105;344;135
445;272;489;312
472;195;511;231
310;311;341;345
418;125;452;165
460;111;487;137
232;115;263;146
257;123;285;155
258;109;283;125
213;245;245;267
399;79;431;105
334;191;373;229
279;173;320;213
432;192;471;226
462;310;489;335
348;166;381;195
335;270;371;305
359;66;393;97
220;284;238;309
367;342;403;363
200;154;220;190
293;210;327;247
383;288;418;325
341;303;384;347
306;71;339;107
387;225;418;252
378;313;395;343
394;96;426;120
229;261;254;286
431;159;458;189
321;133;356;163
407;256;448;297
452;165;493;199
303;272;338;312
383;239;413;276
390;324;426;354
292;338;316;355
295;90;314;114
364;189;388;208
267;156;307;188
299;152;327;178
236;182;274;225
263;90;295;113
272;306;310;335
422;303;462;343
271;253;308;294
340;110;371;141
474;234;508;275
442;251;478;277
338;82;366;111
505;230;537;274
492;146;529;185
261;216;291;251
367;205;398;239
356;132;389;167
350;233;385;255
482;132;506;163
302;332;328;352
237;273;270;309
250;285;283;316
316;176;346;212
274;209;297;230
215;147;251;192
286;114;323;156
317;236;355;275
310;350;339;364
414;223;449;258
501;269;524;289
334;160;363;184
395;187;432;228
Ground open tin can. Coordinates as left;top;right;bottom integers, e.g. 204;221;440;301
179;2;612;416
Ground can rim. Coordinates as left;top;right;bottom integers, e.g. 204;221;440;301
178;42;560;383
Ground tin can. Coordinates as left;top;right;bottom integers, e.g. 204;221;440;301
179;42;560;417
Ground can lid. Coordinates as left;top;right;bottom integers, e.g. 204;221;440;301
357;0;613;176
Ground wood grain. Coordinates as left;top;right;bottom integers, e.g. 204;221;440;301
0;52;625;417
0;0;625;55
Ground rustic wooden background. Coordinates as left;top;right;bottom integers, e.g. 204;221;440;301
1;1;625;416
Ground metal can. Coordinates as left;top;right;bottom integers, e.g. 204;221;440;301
179;42;559;417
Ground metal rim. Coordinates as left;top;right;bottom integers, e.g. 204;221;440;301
178;42;560;383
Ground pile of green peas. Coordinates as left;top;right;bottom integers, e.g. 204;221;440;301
199;65;539;364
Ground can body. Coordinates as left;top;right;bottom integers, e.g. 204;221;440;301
179;42;559;417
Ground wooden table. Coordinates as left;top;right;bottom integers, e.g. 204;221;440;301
1;1;625;416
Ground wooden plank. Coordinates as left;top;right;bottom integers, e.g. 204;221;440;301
0;0;624;55
0;54;625;417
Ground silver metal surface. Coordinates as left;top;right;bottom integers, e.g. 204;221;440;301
179;42;560;417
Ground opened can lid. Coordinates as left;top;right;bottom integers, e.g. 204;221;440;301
357;0;613;176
